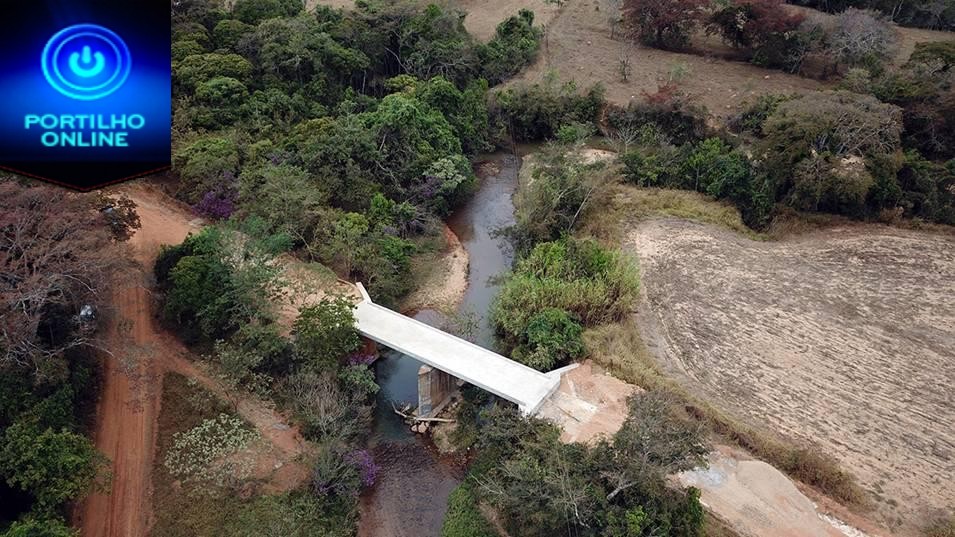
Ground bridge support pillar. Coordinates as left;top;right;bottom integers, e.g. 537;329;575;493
418;365;453;418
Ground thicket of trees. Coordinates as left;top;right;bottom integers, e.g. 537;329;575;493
171;0;545;305
789;0;955;30
0;182;140;534
445;393;708;537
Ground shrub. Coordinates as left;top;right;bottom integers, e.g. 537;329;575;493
896;150;955;224
478;10;544;84
512;308;586;371
622;137;772;227
492;238;640;354
164;414;257;495
312;448;378;499
292;297;361;372
492;78;605;141
728;94;794;136
760;91;902;177
512;148;615;248
232;0;303;24
607;85;708;145
623;0;710;49
442;484;496;537
909;40;955;70
826;8;896;73
1;518;77;537
0;422;106;513
709;0;805;50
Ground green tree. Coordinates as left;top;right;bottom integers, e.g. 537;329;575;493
233;0;304;24
2;518;77;537
513;308;585;371
0;422;106;513
174;53;252;90
292;297;361;371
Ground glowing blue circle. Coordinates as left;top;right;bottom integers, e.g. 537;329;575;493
42;24;131;101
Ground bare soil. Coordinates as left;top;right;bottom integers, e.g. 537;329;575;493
77;184;310;537
677;447;849;537
501;1;828;116
627;218;955;535
401;225;470;313
537;360;637;443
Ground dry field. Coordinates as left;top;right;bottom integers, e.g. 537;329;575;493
627;218;955;534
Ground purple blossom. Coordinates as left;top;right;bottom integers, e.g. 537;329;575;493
346;449;380;489
193;189;236;219
347;352;377;366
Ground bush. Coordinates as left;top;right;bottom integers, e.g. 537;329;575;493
896;150;955;224
478;10;543;85
1;518;77;537
760;91;902;177
441;484;497;537
512;148;615;249
709;0;805;54
512;308;585;371
0;422;106;513
492;238;640;356
292;297;361;372
163;414;257;494
492;79;605;141
607;85;708;145
622;137;772;227
623;0;709;49
232;0;303;24
909;40;955;70
788;0;954;31
826;8;896;73
728;94;794;136
311;447;378;499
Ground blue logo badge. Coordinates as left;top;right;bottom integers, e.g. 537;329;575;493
41;24;131;101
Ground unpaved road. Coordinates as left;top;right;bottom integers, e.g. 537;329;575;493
628;218;955;535
77;184;309;537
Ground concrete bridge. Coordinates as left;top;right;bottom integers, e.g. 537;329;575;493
353;284;561;415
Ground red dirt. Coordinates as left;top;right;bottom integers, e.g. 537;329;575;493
76;183;310;537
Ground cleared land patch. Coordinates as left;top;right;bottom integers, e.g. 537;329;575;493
627;218;955;534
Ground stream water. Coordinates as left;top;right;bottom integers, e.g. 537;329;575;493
358;153;521;537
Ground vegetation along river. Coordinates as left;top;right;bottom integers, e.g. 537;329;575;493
358;153;521;537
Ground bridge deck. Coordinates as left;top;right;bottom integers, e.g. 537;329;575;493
353;292;560;415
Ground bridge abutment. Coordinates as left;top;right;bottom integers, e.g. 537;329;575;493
417;365;454;418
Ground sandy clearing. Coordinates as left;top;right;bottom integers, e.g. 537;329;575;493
401;225;470;313
537;360;638;443
627;217;955;535
77;183;310;537
678;449;850;537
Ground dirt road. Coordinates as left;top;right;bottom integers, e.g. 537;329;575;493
628;218;955;535
77;184;309;537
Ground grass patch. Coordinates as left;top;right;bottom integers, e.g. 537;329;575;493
441;482;497;537
584;321;869;509
153;374;235;537
152;373;355;537
584;184;764;241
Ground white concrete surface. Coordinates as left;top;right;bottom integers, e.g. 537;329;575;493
353;284;560;414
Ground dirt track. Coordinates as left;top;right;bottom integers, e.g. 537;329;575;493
628;218;955;534
77;185;310;537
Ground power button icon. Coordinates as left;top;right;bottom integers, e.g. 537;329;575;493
41;24;131;101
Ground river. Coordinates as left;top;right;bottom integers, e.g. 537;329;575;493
358;153;521;537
